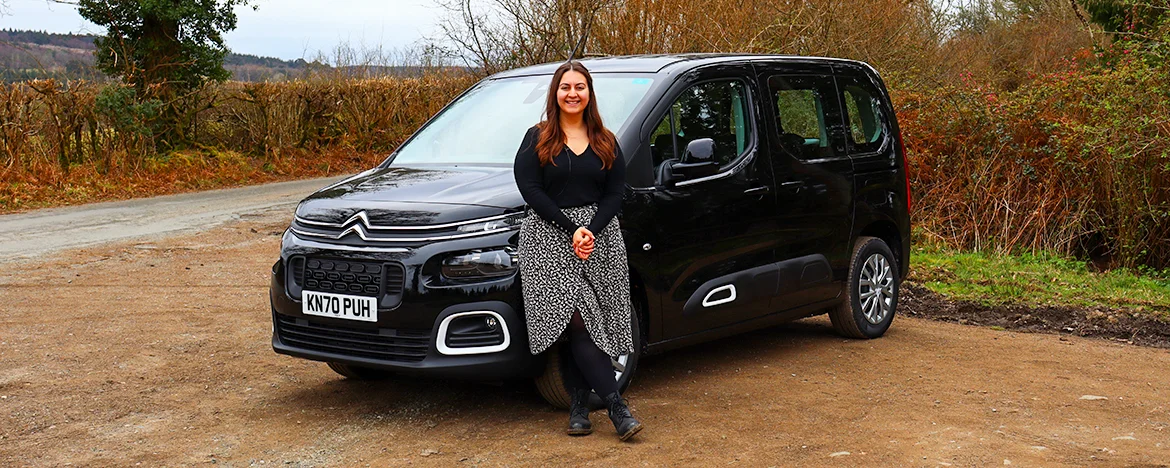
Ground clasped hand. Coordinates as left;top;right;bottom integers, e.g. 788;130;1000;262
572;227;595;260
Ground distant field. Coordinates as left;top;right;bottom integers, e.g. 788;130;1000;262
0;30;440;82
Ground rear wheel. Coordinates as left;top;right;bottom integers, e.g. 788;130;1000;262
327;362;393;380
534;310;643;409
829;236;900;339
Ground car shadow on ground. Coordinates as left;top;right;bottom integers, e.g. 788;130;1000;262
264;316;879;424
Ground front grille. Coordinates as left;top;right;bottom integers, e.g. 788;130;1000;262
290;257;305;286
291;257;406;311
304;258;386;297
275;314;430;362
385;264;405;295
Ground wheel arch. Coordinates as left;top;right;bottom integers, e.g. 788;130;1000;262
628;264;652;355
858;219;906;278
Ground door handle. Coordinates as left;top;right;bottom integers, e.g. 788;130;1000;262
778;181;804;194
743;186;771;195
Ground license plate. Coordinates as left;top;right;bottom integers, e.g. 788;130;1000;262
302;290;378;322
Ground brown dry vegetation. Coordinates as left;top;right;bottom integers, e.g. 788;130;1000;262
0;73;475;211
437;0;949;77
3;0;1169;269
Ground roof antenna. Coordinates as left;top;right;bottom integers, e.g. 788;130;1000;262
566;7;598;63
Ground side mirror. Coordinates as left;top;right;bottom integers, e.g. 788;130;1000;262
668;138;718;183
681;138;715;163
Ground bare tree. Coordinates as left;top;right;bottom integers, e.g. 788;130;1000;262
433;0;617;75
433;0;947;78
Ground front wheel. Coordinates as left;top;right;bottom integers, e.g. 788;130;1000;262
534;310;643;409
829;236;900;339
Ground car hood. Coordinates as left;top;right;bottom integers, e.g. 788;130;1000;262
295;164;524;226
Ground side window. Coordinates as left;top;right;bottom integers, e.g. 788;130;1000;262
775;89;826;145
767;75;839;160
649;79;752;170
648;106;679;167
840;77;888;154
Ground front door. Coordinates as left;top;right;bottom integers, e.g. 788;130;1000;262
644;63;782;340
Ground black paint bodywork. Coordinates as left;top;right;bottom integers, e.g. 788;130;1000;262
270;54;911;379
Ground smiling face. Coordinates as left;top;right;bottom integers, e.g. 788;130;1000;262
556;70;590;116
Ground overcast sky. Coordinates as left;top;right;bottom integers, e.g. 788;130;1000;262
1;0;444;60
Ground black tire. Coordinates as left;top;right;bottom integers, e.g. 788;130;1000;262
829;236;900;339
534;309;643;410
326;362;393;380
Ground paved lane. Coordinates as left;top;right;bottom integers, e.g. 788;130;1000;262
0;176;344;262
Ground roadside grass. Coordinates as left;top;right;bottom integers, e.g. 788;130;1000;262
909;245;1170;319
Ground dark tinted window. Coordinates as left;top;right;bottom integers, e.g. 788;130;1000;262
839;76;889;154
649;79;752;170
766;75;841;160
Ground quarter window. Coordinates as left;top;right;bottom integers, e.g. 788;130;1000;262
840;78;888;154
649;79;752;170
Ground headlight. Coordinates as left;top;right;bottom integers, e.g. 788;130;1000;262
457;213;525;233
441;247;519;280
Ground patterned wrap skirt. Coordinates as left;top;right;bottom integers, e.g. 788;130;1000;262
518;204;635;357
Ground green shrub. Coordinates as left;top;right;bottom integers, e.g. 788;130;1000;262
94;84;161;138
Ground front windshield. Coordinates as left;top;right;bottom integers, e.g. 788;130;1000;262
389;74;656;165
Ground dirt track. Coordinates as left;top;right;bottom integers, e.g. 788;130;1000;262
2;210;1169;467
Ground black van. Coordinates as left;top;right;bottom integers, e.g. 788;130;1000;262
269;54;911;407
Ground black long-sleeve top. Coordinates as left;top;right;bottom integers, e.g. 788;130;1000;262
513;125;626;234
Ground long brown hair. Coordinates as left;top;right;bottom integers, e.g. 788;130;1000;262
535;61;617;169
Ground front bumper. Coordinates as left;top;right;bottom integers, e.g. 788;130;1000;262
270;302;541;380
269;228;544;381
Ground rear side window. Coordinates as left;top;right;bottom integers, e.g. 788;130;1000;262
649;79;752;170
766;75;841;160
839;76;889;154
775;89;825;145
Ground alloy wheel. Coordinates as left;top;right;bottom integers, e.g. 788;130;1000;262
612;354;629;382
858;253;895;324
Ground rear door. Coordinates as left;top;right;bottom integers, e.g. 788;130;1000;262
836;65;912;276
754;62;855;310
642;62;783;340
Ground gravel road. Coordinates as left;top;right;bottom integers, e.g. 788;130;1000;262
0;176;343;263
1;187;1168;466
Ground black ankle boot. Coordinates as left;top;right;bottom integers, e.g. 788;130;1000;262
567;388;593;435
602;392;643;441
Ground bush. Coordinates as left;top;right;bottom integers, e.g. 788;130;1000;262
0;71;474;211
899;44;1170;268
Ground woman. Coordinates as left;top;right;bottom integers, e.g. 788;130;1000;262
513;61;643;442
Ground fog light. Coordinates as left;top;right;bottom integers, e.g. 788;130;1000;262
437;311;511;355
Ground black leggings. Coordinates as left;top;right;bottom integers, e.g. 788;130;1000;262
561;310;619;396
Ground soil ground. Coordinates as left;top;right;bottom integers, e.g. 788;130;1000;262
902;283;1170;349
2;210;1169;467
